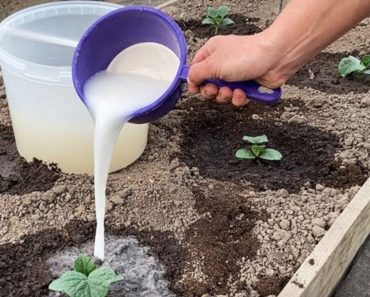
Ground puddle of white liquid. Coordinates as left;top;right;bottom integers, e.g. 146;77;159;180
83;42;180;260
47;236;176;297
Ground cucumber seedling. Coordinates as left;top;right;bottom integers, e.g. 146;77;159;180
49;255;122;297
338;55;370;77
236;135;282;161
202;5;235;34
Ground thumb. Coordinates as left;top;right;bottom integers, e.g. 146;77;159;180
188;58;217;86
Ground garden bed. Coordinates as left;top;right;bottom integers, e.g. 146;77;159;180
0;0;370;297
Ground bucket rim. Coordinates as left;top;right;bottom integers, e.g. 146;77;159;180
0;1;122;83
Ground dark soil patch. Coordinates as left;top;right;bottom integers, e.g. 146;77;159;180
0;229;66;297
0;220;186;297
0;185;266;297
0;125;60;195
178;14;262;39
289;52;370;94
184;182;265;296
178;98;367;192
254;275;291;296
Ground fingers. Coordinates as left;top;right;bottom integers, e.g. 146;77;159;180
200;83;218;99
191;36;219;64
216;88;249;106
232;89;249;107
188;36;249;107
188;58;216;87
216;87;233;104
191;83;249;107
192;44;212;64
188;37;221;88
188;83;200;95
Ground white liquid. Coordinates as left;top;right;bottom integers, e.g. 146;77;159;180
83;43;180;260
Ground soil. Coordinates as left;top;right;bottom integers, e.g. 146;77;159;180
184;183;265;296
0;0;370;297
253;276;291;297
289;51;370;95
178;14;262;40
178;99;367;192
0;125;60;195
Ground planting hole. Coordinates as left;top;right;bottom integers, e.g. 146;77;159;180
178;99;367;192
47;236;175;297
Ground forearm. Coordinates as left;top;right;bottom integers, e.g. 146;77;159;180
263;0;370;81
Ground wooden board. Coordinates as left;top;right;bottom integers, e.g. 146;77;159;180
278;177;370;297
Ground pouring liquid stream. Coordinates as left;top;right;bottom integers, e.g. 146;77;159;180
83;42;180;260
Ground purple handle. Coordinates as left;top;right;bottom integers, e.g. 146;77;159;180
179;65;282;104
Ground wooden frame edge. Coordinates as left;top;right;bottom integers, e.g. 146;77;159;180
278;177;370;297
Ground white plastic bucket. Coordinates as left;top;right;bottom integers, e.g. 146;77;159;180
0;1;149;174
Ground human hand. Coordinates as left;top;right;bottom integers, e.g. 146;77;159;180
188;33;287;106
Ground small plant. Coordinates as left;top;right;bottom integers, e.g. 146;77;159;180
202;5;235;34
236;135;282;161
49;255;122;297
338;55;370;77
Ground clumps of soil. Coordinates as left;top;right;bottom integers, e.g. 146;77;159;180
288;52;370;95
183;182;266;296
178;98;367;192
178;14;262;39
0;124;60;195
254;275;291;296
0;219;186;297
254;276;289;297
0;229;66;297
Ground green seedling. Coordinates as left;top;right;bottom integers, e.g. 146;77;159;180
236;135;282;161
49;255;123;297
202;5;235;34
338;55;370;77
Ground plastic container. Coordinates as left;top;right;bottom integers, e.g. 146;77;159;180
73;6;282;124
0;1;149;174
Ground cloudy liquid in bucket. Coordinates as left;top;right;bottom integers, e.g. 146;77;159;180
83;43;180;260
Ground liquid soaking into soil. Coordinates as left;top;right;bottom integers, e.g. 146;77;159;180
83;42;180;260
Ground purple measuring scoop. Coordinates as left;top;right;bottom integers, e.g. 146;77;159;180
72;6;282;124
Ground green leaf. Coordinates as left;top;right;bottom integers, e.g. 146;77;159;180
89;267;123;284
361;55;370;68
49;278;66;291
74;255;96;276
222;18;235;26
251;145;265;157
236;149;256;159
338;56;366;77
207;7;218;18
259;148;283;161
217;5;230;17
88;267;123;297
242;135;268;144
49;271;88;297
202;17;215;25
49;267;122;297
363;69;370;75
